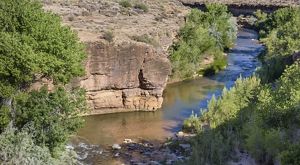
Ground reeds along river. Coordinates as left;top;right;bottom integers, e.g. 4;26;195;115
70;28;265;164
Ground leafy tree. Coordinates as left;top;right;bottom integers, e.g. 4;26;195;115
170;4;237;79
14;87;86;153
256;7;300;82
280;143;300;165
0;0;86;99
0;0;87;158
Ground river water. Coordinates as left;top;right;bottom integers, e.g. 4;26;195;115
71;28;264;164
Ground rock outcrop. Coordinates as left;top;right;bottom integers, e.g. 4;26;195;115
75;42;171;114
43;0;188;114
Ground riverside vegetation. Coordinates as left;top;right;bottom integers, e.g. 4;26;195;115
0;0;87;164
170;3;237;79
183;7;300;165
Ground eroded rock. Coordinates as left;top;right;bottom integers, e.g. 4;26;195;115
76;42;171;114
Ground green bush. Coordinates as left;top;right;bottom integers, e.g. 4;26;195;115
0;106;10;132
256;7;300;82
14;87;86;154
103;31;114;42
202;54;228;76
131;34;159;47
134;3;148;12
0;127;76;165
119;0;132;8
170;4;237;80
183;112;201;133
280;143;300;165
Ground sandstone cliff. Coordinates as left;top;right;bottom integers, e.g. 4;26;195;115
43;0;188;114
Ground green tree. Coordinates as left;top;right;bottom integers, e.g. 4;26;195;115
256;7;300;82
0;0;87;157
280;143;300;165
0;0;86;103
14;87;86;153
170;4;237;79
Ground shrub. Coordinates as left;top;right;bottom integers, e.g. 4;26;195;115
280;143;300;165
186;77;261;164
103;31;114;42
134;3;148;12
170;4;237;80
131;34;158;47
14;87;86;154
183;112;201;133
256;7;300;82
0;127;76;165
119;0;132;8
202;54;228;76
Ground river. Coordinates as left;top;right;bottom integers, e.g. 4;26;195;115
71;28;264;164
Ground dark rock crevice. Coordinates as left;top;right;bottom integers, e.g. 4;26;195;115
138;69;156;90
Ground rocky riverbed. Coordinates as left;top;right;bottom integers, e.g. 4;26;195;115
70;131;195;165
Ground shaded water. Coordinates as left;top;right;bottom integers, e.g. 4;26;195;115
73;28;264;162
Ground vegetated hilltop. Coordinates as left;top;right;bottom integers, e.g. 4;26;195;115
179;0;300;6
43;0;190;114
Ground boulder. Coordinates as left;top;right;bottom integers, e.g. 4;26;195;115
112;144;121;150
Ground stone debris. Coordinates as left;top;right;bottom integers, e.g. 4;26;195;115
112;144;122;150
109;136;193;164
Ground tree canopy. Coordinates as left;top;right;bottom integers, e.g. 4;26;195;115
0;0;86;98
0;0;87;162
170;4;237;79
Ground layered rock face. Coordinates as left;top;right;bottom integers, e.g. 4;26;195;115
76;42;171;114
